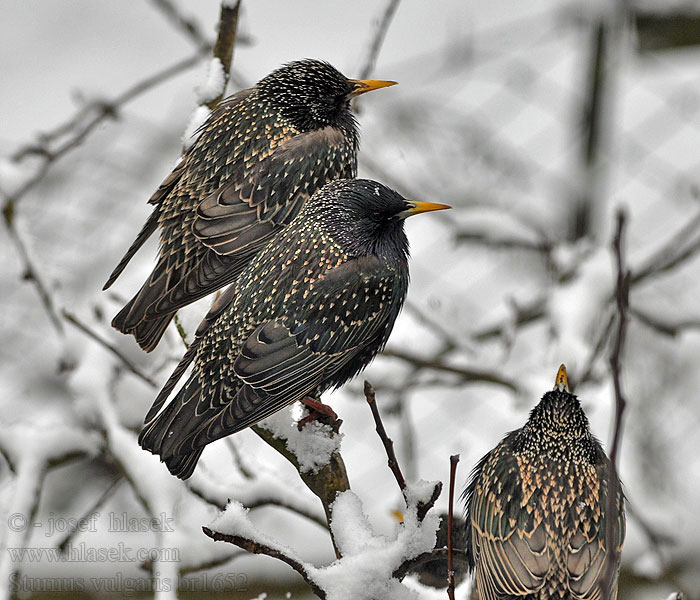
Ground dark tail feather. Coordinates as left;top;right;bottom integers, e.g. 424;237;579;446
131;312;176;353
163;449;204;479
103;209;159;290
111;302;175;353
139;377;205;479
145;339;201;422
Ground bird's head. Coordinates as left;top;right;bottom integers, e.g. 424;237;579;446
517;364;597;457
257;59;396;132
309;179;450;261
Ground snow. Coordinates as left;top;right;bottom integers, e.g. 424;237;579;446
197;58;227;104
210;487;441;600
182;105;212;151
0;157;38;197
258;405;344;473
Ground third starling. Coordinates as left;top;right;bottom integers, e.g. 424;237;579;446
138;179;450;479
462;365;625;600
104;59;396;351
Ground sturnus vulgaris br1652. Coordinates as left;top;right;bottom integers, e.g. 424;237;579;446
462;365;625;600
104;59;396;351
138;179;450;479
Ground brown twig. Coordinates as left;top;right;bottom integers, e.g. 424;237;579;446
364;380;407;494
202;526;326;599
364;381;441;521
62;310;159;388
601;209;629;599
206;0;242;110
447;454;460;600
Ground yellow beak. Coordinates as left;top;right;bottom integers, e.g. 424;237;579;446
400;201;452;219
554;364;569;392
348;79;398;98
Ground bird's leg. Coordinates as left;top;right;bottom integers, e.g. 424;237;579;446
297;395;339;430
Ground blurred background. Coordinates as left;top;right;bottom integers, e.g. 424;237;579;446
2;0;700;598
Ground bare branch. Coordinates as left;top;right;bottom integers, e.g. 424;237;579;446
364;381;442;522
601;210;630;599
62;310;159;388
5;49;209;211
3;217;63;333
150;0;210;49
631;209;700;285
202;526;326;599
630;305;700;337
206;0;242;110
380;348;519;392
364;380;407;494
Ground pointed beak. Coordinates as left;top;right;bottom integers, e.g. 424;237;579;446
399;200;452;219
348;79;398;98
554;364;569;392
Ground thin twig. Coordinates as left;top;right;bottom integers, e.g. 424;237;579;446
601;210;629;599
5;49;210;210
57;477;124;553
447;454;460;600
364;381;407;494
62;310;158;388
4;218;63;333
150;0;210;49
357;0;402;80
206;0;242;110
380;348;519;391
202;526;326;599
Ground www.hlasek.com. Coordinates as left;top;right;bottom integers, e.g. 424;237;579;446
9;572;249;595
7;542;179;563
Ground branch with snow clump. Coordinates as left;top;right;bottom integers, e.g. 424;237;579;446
205;483;442;600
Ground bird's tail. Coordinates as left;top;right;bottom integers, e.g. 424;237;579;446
112;300;175;353
138;377;205;480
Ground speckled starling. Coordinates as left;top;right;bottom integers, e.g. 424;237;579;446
138;179;450;479
462;365;625;600
103;59;396;352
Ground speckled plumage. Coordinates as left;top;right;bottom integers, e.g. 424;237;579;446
138;179;449;479
104;59;395;352
462;365;625;600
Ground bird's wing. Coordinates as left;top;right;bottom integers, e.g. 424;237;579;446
467;442;550;600
566;457;625;600
193;125;354;256
143;284;238;423
103;91;253;291
158;255;401;455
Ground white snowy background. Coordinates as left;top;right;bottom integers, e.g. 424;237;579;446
1;0;699;599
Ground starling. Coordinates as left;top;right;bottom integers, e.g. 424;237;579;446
104;59;396;352
138;179;450;479
462;365;625;600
